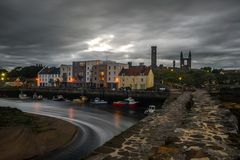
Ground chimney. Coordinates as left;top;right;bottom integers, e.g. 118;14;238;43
128;62;132;68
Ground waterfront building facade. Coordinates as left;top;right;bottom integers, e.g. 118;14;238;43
60;64;73;83
37;67;60;87
72;60;102;86
92;61;128;89
118;66;154;90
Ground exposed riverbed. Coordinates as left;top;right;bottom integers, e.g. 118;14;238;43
0;107;77;160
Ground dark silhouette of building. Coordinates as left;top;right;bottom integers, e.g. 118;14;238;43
180;51;192;70
173;60;176;69
151;46;157;68
128;62;132;68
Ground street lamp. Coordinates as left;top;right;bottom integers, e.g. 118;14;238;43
178;76;182;81
1;73;5;77
178;76;183;92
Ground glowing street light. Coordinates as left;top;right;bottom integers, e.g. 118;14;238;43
178;76;182;81
1;73;5;77
115;77;119;83
220;71;225;75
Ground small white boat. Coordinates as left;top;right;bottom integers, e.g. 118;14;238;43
37;95;43;100
53;95;65;101
144;105;156;114
125;97;138;108
90;97;108;104
33;93;43;100
19;92;30;100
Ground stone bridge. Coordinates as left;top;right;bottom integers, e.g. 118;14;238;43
87;90;240;160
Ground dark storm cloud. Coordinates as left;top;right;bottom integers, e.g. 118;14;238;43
0;0;239;69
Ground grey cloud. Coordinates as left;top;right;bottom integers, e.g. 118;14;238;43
0;0;240;69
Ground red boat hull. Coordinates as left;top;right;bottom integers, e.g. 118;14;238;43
112;101;127;107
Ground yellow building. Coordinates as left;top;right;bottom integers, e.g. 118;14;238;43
118;66;154;90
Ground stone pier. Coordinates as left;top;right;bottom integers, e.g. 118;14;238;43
86;90;240;160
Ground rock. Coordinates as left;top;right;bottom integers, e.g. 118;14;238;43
165;136;180;145
185;149;208;160
190;158;209;160
156;146;179;154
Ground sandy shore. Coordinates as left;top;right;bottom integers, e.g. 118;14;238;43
0;107;78;160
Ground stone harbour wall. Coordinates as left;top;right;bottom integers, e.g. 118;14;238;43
86;90;240;160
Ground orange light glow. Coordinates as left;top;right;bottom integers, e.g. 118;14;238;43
115;77;119;83
69;77;75;83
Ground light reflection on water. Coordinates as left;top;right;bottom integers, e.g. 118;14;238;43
33;102;41;112
113;111;122;128
68;108;75;120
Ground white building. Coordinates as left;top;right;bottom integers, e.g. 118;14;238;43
60;64;73;83
37;67;60;87
85;60;102;83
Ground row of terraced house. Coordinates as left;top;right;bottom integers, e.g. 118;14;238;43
37;60;154;90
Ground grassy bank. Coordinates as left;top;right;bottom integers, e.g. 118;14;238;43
0;107;44;133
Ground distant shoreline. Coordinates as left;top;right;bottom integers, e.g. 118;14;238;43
0;107;78;160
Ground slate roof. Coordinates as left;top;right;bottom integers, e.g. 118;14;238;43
39;67;60;74
119;66;151;76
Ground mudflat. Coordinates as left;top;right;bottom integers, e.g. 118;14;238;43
0;107;78;160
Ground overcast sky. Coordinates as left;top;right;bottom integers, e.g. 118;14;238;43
0;0;239;69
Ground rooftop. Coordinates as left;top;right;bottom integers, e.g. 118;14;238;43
119;66;151;76
39;67;60;75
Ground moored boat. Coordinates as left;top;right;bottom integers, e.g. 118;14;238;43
53;95;65;101
144;105;156;114
112;101;127;107
73;96;88;104
125;97;138;108
90;97;107;104
112;97;138;108
19;92;30;100
33;92;43;100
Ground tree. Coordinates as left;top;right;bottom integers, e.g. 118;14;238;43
8;65;43;79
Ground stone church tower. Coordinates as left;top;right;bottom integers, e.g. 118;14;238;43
180;51;192;70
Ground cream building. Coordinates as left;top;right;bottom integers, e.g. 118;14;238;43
118;66;154;90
